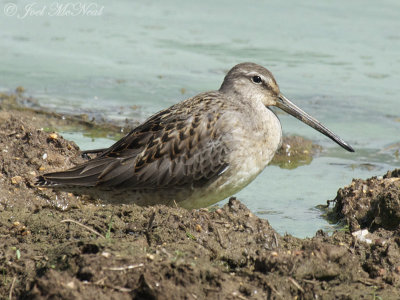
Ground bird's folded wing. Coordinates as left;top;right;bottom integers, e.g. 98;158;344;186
39;95;229;189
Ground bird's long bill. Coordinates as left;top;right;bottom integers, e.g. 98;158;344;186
276;94;354;152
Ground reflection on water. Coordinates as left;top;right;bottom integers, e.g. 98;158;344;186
1;0;399;237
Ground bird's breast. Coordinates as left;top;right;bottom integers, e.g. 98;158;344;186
216;106;282;193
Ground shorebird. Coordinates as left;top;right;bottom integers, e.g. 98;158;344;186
36;63;354;208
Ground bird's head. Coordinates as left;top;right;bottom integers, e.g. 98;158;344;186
219;62;280;107
219;62;354;152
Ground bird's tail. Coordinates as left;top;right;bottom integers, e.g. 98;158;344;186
35;158;115;188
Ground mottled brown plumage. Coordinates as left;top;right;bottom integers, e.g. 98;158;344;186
36;62;354;208
48;92;229;188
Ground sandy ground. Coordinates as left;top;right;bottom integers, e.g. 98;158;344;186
1;90;400;299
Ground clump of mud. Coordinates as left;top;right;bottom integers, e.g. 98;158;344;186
1;89;400;299
329;169;400;232
0;111;85;211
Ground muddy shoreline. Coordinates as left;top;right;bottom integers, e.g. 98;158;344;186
1;90;400;299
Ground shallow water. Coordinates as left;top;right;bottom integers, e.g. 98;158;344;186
1;0;399;237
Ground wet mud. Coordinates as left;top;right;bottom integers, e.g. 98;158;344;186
1;89;400;299
329;169;400;232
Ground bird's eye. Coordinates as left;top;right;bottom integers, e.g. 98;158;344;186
251;76;262;84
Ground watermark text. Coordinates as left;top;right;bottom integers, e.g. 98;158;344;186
4;2;104;18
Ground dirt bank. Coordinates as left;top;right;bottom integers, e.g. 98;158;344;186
1;89;399;299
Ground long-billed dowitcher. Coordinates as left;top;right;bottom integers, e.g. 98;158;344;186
36;62;354;208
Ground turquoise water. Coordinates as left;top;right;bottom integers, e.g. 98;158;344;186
1;0;399;237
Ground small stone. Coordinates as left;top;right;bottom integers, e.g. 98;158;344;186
195;224;202;232
146;253;155;260
352;229;372;244
13;221;20;227
49;133;58;140
65;281;76;289
11;176;23;185
271;251;278;257
101;251;111;258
